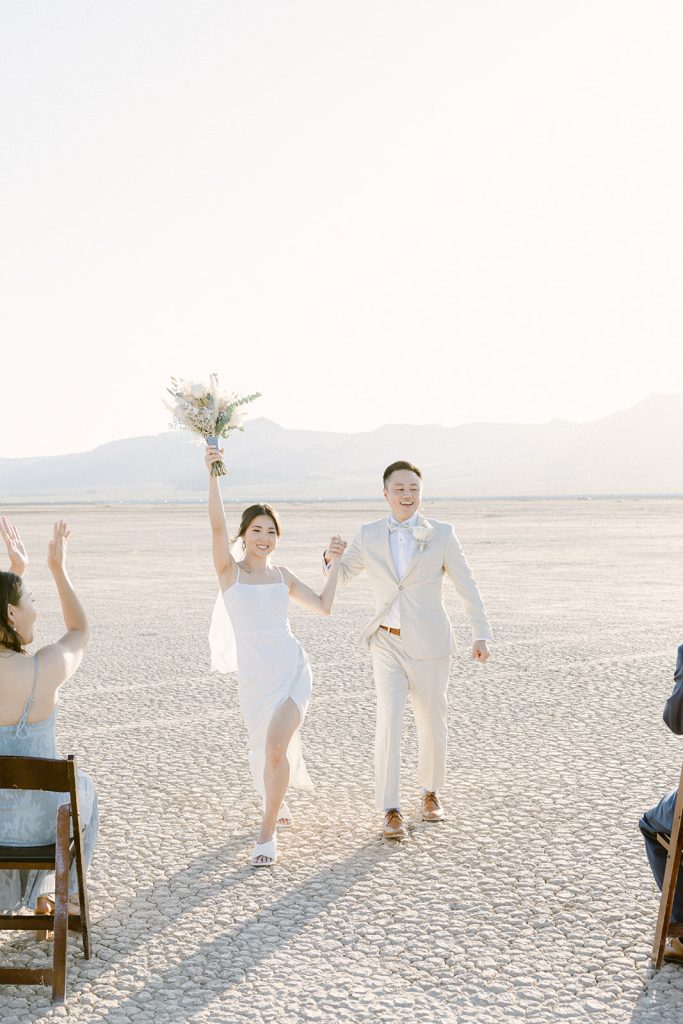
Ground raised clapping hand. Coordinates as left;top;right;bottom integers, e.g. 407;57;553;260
0;516;29;576
326;534;347;564
205;446;227;476
47;520;70;575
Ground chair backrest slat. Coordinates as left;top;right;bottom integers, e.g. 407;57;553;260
0;755;73;793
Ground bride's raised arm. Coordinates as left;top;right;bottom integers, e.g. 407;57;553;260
205;446;237;590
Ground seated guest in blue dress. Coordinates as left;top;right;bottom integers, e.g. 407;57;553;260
0;517;98;915
640;644;683;962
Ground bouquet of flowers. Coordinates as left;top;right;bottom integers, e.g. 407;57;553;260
165;374;261;476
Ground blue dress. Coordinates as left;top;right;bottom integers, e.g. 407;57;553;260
0;655;99;911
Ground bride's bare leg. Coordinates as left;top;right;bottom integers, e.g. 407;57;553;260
256;698;301;853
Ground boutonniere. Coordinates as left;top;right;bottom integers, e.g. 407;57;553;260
411;523;433;550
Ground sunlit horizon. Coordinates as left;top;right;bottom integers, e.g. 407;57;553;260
1;391;676;462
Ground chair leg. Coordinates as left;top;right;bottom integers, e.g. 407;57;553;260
78;876;92;959
652;840;683;969
74;827;92;959
51;805;70;1004
653;894;673;969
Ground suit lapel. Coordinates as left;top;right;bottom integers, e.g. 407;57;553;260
399;513;429;584
372;518;398;581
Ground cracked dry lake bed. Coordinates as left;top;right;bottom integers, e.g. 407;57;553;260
2;497;683;1023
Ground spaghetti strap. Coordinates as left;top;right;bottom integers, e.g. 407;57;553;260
236;564;241;583
276;565;285;584
15;655;39;738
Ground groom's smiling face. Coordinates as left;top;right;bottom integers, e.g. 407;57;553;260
384;470;422;523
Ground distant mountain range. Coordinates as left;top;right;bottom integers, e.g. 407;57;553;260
1;395;681;501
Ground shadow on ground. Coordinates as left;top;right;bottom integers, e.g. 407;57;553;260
2;830;398;1021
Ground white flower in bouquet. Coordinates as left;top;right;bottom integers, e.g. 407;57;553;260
164;373;261;477
228;407;246;429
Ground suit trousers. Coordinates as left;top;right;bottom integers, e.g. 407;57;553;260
640;789;683;924
370;628;450;811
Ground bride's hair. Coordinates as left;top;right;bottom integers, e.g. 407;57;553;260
233;504;282;548
0;572;25;653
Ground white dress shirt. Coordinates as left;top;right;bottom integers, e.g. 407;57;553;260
382;512;419;629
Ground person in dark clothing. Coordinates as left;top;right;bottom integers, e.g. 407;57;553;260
640;645;683;962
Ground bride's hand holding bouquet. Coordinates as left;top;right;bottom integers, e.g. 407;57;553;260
205;445;227;478
165;374;261;476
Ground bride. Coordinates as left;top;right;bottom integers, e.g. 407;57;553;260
205;446;346;867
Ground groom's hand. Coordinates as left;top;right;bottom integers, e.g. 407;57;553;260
325;534;347;565
472;640;490;663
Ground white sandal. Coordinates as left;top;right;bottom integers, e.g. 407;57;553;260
251;836;277;868
277;802;293;829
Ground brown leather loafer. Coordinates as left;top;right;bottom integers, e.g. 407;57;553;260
422;791;445;823
383;808;408;839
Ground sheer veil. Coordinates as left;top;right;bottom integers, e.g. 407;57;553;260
208;539;243;674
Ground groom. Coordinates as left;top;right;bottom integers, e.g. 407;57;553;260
324;461;493;838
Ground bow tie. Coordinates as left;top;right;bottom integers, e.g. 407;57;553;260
389;520;413;532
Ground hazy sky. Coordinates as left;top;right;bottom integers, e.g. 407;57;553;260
2;1;682;458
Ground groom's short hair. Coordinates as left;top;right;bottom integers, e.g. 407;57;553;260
383;460;422;487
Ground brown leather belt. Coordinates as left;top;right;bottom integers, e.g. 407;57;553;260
379;625;401;636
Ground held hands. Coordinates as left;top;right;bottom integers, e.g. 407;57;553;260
0;516;29;576
472;640;490;663
205;446;227;476
325;534;347;564
47;520;70;575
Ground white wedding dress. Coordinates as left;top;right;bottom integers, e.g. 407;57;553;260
209;565;314;798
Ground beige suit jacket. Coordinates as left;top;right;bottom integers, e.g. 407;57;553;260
336;513;493;660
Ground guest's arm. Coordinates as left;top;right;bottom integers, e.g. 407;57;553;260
206;447;237;588
37;521;89;686
663;645;683;734
0;516;29;576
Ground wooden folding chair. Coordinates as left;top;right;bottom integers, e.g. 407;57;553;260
0;754;92;1004
651;762;683;969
